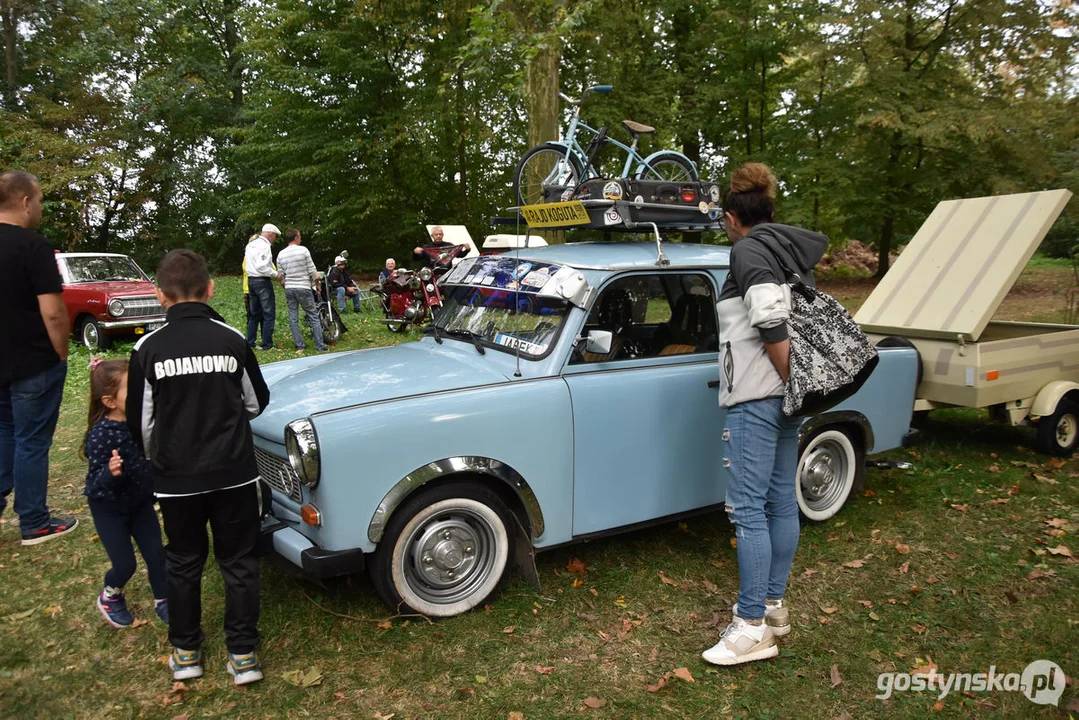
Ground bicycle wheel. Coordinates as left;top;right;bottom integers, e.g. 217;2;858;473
637;152;698;182
513;144;584;206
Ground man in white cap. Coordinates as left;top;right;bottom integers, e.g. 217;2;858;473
326;255;361;312
244;223;284;349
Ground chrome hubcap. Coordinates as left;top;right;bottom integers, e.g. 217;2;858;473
1057;414;1077;449
801;439;849;511
83;322;99;348
405;510;495;605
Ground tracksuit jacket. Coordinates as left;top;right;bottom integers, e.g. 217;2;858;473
717;223;828;409
126;302;270;495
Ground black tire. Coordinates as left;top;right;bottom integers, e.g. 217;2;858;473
368;481;516;617
80;317;112;350
636;152;698;182
796;427;863;522
512;144;584;206
1036;397;1079;457
320;305;342;345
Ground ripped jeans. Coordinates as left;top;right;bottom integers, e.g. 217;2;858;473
724;397;801;621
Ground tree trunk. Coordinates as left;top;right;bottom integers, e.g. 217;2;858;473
876;133;905;278
525;43;560;150
455;70;468;219
223;0;243;109
2;1;16;109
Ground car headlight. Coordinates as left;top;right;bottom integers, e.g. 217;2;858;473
419;267;433;282
284;418;320;488
108;299;125;317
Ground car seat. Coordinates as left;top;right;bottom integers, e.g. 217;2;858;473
581;287;634;362
657;289;717;355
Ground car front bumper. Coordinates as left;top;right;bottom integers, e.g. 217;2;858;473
259;517;365;579
99;317;166;331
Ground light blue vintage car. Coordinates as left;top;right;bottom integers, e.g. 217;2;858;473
253;242;918;617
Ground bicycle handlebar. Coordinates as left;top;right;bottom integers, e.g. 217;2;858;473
592;85;613;93
559;85;614;106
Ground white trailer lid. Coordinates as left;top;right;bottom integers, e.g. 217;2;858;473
855;189;1072;342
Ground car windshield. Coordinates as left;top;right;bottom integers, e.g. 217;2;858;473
64;256;147;283
435;259;571;357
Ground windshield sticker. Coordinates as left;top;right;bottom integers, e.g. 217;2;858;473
520;269;551;289
481;275;495;285
603;181;623;200
514;262;532;279
494;332;546;355
444;257;573;296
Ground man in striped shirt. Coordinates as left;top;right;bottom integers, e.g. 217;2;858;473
276;229;326;353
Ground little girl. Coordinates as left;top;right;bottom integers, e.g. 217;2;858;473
82;358;169;628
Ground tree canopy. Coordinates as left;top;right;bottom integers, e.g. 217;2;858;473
2;0;1076;275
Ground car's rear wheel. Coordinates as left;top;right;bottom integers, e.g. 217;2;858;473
80;317;112;350
369;481;514;617
797;428;861;522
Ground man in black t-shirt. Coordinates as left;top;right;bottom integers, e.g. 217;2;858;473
0;171;78;545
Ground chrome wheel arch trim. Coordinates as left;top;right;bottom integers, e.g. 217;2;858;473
368;456;544;544
798;410;874;452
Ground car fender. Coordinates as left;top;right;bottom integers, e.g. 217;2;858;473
1031;381;1079;419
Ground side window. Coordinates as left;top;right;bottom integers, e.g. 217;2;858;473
572;273;718;364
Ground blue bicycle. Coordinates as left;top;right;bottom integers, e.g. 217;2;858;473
512;85;698;206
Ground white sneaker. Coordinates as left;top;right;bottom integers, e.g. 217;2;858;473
702;616;778;666
733;598;791;637
227;651;264;686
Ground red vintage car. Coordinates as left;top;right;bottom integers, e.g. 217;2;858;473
56;252;166;350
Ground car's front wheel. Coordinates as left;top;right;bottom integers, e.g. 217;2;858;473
796;428;861;522
80;317;112;350
369;482;514;617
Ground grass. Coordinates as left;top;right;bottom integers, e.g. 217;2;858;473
0;270;1076;719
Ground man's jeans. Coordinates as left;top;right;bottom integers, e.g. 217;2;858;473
724;397;801;621
285;288;326;351
0;361;67;533
336;286;361;312
246;276;276;349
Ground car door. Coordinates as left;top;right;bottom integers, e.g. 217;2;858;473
562;271;727;536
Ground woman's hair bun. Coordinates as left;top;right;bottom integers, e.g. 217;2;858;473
729;162;776;198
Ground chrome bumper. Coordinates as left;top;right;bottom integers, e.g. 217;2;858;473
98;317;165;330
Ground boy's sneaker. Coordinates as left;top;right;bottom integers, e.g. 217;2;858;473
227;651;264;686
96;591;133;628
21;516;79;546
155;599;169;625
733;598;791;638
701;616;778;666
169;648;203;680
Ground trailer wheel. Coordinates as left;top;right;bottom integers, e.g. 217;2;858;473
1036;397;1079;457
797;428;862;522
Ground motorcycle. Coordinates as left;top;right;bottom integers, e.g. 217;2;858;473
314;257;348;344
370;265;444;333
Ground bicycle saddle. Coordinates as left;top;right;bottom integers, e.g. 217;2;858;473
622;120;655;135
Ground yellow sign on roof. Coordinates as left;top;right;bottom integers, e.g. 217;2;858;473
519;201;591;228
855;189;1072;342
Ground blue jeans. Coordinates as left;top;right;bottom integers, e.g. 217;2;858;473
336;286;360;312
724;397;801;621
246;276;276;349
0;361;68;533
89;496;168;598
285;288;326;351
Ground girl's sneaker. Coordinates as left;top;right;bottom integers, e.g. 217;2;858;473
227;651;264;686
97;590;133;628
733;598;791;637
169;648;203;680
155;599;169;625
701;616;778;666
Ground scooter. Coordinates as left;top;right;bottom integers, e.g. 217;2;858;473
370;265;443;333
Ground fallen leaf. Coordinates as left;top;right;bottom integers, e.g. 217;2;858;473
567;558;588;574
895;543;911;555
646;674;669;692
1046;457;1066;469
950;504;969;512
987;464;1000;473
614;596;627;608
858;600;873;608
869;612;880;621
702;579;720;594
911;623;928;634
658;571;680;588
729;536;737;548
830;664;843;688
334;692;346;699
376;620;392;630
899;561;910;574
534;665;555;675
909;585;923;594
43;605;62;617
374;713;396;720
1007;483;1020;495
1046;518;1069;528
842;559;865;569
1004;591;1018;604
944;552;958;559
131;619;148;628
801;568;818;578
933;700;945;711
572;578;585;588
648;647;658;663
910;657;938;677
1048;545;1074;558
509;713;526;720
1047;529;1065;537
865;649;884;662
1064;697;1079;712
171;682;189;694
581;697;606;709
988;498;1010;505
1033;474;1058;485
673;667;695;683
503;625;516;634
1;608;35;622
475;675;487;684
820;605;839;614
162;693;183;707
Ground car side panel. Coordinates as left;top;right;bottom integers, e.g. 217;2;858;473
827;347;919;452
295;378;574;554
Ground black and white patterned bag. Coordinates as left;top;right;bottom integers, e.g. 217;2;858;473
761;243;879;417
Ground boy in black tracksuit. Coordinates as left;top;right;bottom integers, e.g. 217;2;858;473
126;249;270;685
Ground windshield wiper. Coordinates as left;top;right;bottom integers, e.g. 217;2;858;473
422;324;443;344
445;328;485;354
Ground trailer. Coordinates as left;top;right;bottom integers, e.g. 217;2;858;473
855;189;1078;456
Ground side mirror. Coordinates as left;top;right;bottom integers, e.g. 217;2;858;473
584;329;612;355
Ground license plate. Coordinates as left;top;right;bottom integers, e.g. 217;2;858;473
146;322;164;332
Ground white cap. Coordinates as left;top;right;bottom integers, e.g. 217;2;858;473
334;255;346;264
262;223;281;235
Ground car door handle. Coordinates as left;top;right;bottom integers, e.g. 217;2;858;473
708;380;720;388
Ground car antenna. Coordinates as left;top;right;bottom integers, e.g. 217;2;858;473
512;213;523;377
